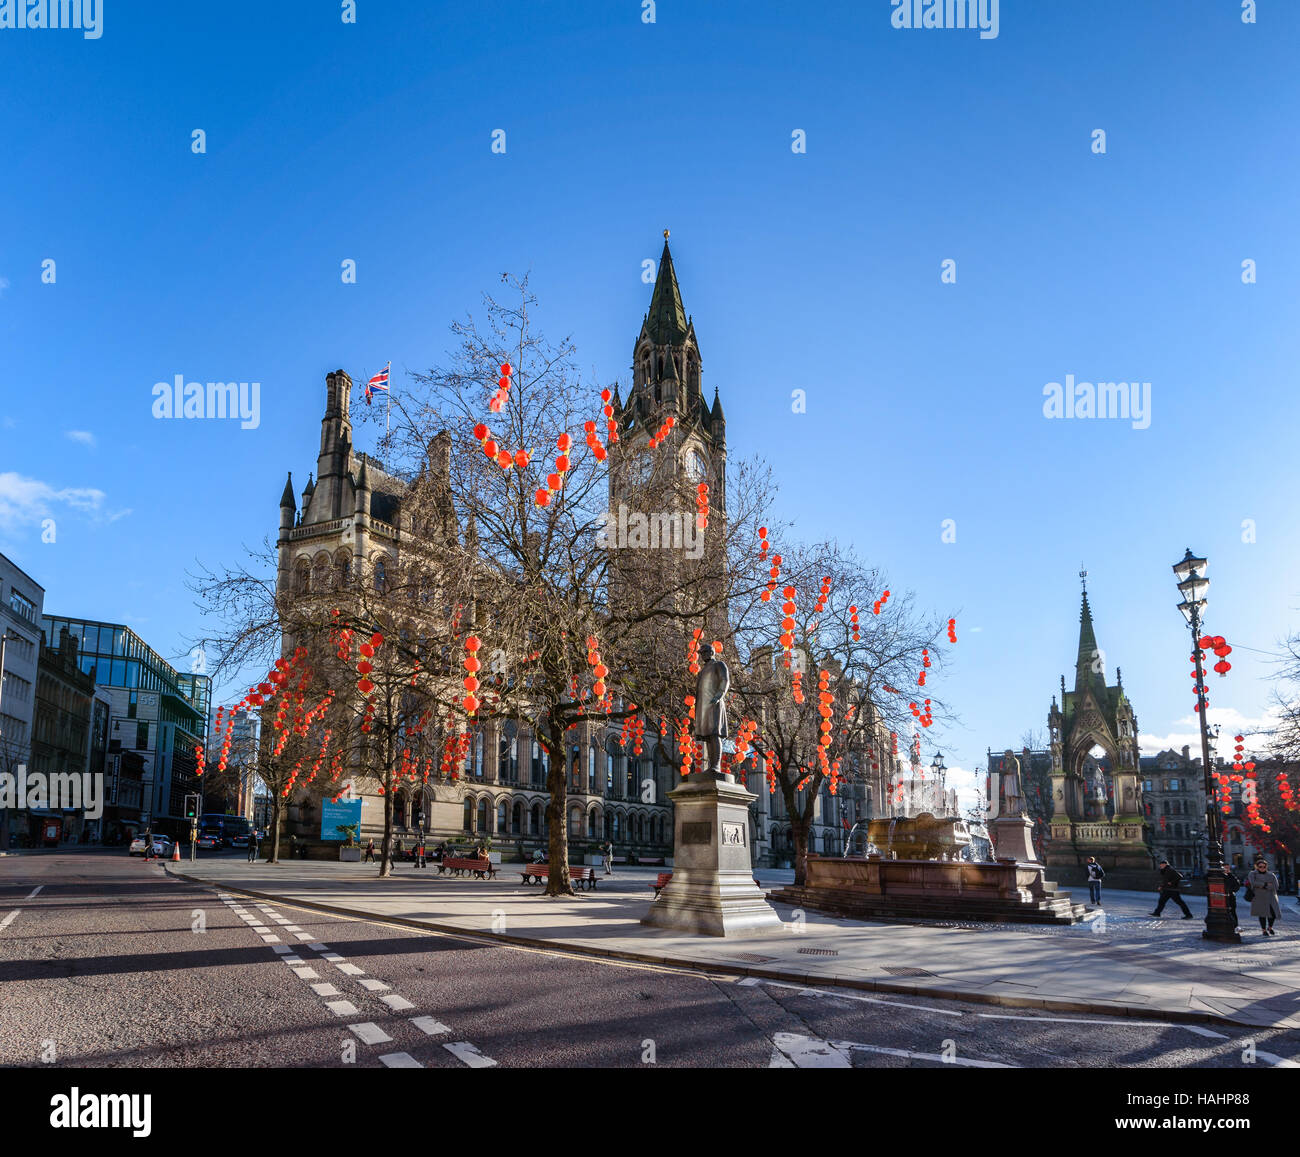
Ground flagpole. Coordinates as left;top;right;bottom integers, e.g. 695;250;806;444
385;361;391;439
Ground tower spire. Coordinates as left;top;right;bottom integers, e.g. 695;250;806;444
1075;572;1102;691
645;231;689;346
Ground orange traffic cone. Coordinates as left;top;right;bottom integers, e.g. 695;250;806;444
171;841;181;862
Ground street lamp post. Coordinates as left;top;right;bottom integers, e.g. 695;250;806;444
1172;548;1241;944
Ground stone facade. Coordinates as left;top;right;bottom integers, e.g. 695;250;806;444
274;238;882;864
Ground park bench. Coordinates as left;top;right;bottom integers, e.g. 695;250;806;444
439;857;496;879
518;864;598;890
650;871;762;898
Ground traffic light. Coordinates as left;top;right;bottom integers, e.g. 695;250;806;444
184;794;199;820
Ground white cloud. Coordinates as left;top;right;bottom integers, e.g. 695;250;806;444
968;626;983;633
65;430;96;448
1139;705;1281;757
0;471;107;531
0;277;10;293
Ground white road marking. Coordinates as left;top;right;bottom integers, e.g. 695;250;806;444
358;979;390;992
271;945;291;955
0;910;20;931
325;1000;359;1017
295;932;314;941
252;926;271;933
1257;1051;1300;1068
24;886;43;900
739;976;963;1017
444;1041;497;1068
770;1032;851;1068
410;1016;451;1036
379;1052;423;1068
283;926;303;932
280;955;303;965
976;1013;1172;1027
348;1022;393;1045
335;963;365;976
322;953;344;962
292;967;320;980
260;934;281;943
380;994;416;1011
307;942;329;951
1182;1025;1231;1040
768;1046;795;1068
311;983;340;997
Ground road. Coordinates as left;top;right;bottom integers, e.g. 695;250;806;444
1;851;1297;1069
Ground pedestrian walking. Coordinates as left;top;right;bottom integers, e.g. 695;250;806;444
1223;867;1242;931
247;833;259;862
1084;856;1105;906
605;840;614;877
1246;857;1282;936
364;838;375;863
1151;859;1193;918
416;841;426;869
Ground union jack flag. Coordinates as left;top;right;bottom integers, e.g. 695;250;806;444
365;363;390;405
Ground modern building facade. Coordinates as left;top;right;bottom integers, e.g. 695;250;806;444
40;616;211;841
0;552;45;849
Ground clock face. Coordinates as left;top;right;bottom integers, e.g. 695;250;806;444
686;449;707;480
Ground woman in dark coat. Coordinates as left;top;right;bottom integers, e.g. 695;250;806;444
1247;857;1282;935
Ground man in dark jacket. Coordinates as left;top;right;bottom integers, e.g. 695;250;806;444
1152;859;1193;918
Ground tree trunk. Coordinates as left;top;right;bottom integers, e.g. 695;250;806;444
269;794;283;865
790;812;813;887
543;726;573;896
379;775;394;878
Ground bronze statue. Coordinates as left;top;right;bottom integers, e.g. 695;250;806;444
694;648;730;777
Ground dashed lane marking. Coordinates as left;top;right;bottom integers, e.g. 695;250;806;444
359;979;390;992
444;1041;497;1068
325;1000;360;1017
307;942;329;951
380;994;416;1012
292;967;320;980
271;945;291;955
348;1023;393;1045
24;886;43;900
379;1052;423;1068
1182;1026;1231;1039
260;934;281;943
335;963;365;976
310;983;340;998
0;910;20;931
410;1016;451;1036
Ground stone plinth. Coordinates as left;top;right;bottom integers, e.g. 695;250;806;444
1045;819;1153;890
642;775;784;937
991;815;1039;863
769;855;1086;925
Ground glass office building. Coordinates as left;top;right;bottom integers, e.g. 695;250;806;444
40;616;211;837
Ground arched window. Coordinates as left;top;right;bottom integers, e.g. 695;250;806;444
570;744;581;792
531;802;544;835
374;558;388;593
335;551;351;588
587;809;598;838
477;797;488;833
604;812;613;840
392;791;407;829
626;756;637;799
512;801;523;835
499;722;518;783
589;741;600;793
532;738;548;786
605;746;615;797
292;559;310;594
497;801;507;834
568;805;582;837
612;812;621;840
463;799;474;832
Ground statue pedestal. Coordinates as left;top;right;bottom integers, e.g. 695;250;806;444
992;815;1039;864
642;774;784;937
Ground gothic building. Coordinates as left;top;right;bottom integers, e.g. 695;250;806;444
1042;577;1151;885
274;235;871;864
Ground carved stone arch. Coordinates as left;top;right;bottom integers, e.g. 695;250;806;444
292;555;311;594
311;550;332;592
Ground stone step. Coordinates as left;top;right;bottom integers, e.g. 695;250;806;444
767;887;1086;925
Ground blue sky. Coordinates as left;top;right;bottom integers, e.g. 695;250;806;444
2;0;1297;804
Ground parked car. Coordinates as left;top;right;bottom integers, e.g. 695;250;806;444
128;835;173;857
196;833;222;850
229;835;250;848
